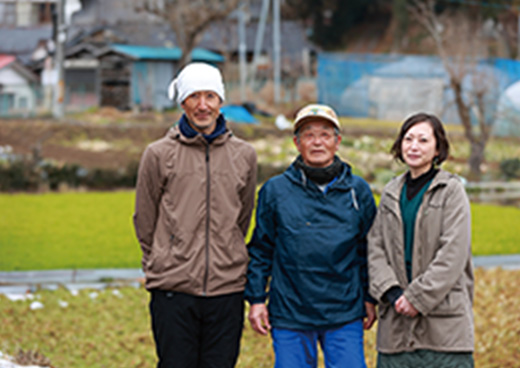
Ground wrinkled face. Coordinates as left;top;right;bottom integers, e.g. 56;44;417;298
181;90;223;134
401;121;438;178
294;120;340;168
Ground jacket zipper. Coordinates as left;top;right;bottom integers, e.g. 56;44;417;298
203;144;210;296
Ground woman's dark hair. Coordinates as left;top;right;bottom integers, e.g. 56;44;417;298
390;112;450;165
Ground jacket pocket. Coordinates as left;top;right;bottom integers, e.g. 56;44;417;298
228;227;248;266
428;288;466;316
378;302;392;320
146;245;163;272
146;234;178;273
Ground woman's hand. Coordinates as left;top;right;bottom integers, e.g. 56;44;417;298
395;295;419;317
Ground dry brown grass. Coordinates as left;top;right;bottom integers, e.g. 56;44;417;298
0;268;517;368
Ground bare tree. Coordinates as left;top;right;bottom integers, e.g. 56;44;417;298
136;0;241;67
410;0;498;180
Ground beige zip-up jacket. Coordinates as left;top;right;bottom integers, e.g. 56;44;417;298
133;125;257;296
368;170;474;353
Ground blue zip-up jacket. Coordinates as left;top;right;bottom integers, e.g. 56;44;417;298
245;158;376;330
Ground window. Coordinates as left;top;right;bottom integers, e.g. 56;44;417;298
0;3;17;26
0;93;15;115
18;96;28;109
38;2;55;24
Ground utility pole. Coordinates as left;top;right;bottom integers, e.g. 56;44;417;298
53;0;66;119
517;12;520;60
273;0;281;103
250;0;269;90
238;2;247;102
249;0;281;103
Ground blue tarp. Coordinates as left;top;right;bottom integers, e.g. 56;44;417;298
220;105;258;124
318;52;520;129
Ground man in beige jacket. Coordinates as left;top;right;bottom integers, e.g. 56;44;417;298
133;62;257;368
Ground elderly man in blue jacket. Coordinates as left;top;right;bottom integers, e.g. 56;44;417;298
245;104;377;368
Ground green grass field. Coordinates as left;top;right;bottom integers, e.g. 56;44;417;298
0;191;519;271
0;191;140;271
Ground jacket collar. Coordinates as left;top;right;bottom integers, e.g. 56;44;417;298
167;117;232;146
284;156;353;191
385;169;454;201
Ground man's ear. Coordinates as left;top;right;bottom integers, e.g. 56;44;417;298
293;135;301;152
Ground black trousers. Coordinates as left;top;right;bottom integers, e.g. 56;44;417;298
149;290;244;368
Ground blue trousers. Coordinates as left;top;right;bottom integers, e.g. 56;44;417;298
271;319;367;368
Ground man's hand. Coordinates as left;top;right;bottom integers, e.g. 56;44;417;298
395;295;419;317
363;302;377;330
248;303;271;335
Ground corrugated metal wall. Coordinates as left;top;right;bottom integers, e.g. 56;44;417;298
132;61;175;111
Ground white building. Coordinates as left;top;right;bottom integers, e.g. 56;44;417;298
0;55;39;116
0;0;80;27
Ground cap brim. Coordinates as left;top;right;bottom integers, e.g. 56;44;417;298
294;116;340;132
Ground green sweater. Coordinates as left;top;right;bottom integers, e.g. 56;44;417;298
400;179;433;282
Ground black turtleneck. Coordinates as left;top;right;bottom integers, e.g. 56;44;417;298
405;166;439;200
294;155;344;185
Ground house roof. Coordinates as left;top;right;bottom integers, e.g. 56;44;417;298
109;44;225;63
67;19;316;61
67;23;175;49
0;55;16;70
0;54;38;82
199;19;318;60
0;26;53;64
70;0;158;27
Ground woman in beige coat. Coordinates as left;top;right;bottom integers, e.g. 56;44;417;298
368;112;474;367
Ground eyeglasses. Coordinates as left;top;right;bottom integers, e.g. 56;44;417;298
300;130;335;142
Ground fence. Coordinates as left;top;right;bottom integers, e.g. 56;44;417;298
465;181;520;203
370;181;520;205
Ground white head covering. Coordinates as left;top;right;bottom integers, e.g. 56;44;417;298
167;62;225;105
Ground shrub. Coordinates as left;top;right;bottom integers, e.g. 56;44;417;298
42;163;83;190
81;162;138;190
0;159;40;191
500;158;520;180
0;157;140;192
